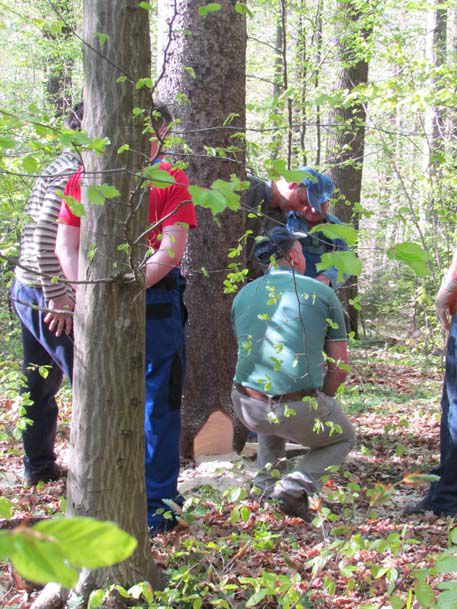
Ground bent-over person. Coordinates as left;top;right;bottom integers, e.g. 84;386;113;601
231;227;356;520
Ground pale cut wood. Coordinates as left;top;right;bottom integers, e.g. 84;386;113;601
194;410;234;457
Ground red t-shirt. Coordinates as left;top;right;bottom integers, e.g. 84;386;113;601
59;161;197;249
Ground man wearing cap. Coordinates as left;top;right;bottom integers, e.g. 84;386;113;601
231;227;356;520
246;167;348;289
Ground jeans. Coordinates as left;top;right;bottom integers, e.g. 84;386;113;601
11;280;73;474
144;269;187;529
426;315;457;515
232;388;356;498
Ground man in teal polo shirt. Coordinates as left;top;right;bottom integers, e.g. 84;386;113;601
231;227;356;520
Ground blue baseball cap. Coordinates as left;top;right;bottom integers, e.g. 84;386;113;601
298;167;334;212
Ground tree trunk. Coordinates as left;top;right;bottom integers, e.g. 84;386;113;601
66;0;160;598
326;0;373;337
423;6;447;174
271;16;284;160
157;0;247;458
43;0;75;116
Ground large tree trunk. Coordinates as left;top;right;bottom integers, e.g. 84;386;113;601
66;0;160;598
326;0;373;337
157;0;247;458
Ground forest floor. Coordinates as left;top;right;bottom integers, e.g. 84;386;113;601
1;342;455;609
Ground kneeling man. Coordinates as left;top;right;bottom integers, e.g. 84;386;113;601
231;227;356;520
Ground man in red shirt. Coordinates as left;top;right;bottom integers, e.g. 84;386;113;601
56;106;197;534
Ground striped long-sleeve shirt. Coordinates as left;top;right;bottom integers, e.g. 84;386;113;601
15;151;82;301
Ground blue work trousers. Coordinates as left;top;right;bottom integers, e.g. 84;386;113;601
426;315;457;515
144;269;187;527
10;280;73;475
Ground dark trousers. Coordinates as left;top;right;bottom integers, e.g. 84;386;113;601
144;269;187;529
426;315;457;515
11;280;73;474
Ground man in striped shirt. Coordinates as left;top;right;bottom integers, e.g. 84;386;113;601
11;103;83;486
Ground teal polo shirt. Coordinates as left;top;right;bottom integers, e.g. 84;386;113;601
232;267;347;396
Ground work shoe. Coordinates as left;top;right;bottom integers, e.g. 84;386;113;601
272;490;311;522
23;464;67;486
404;497;431;516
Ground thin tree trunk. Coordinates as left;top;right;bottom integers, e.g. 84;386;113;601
44;0;75;116
272;17;284;160
157;0;246;459
298;1;307;165
326;0;373;337
314;0;323;165
67;0;160;598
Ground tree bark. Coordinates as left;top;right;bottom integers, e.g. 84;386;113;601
326;0;373;337
66;0;160;598
423;7;447;172
157;0;247;458
43;0;75;116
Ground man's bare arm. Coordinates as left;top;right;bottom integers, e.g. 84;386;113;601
145;224;189;288
55;224;81;286
322;340;348;397
436;249;457;331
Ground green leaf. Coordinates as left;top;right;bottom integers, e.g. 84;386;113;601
436;555;457;574
143;166;176;188
117;144;130;154
230;506;240;524
100;184;120;199
12;534;78;587
135;77;153;90
269;160;313;184
211;178;241;211
183;66;196;79
402;473;440;485
128;582;153;602
0;135;16;149
310;223;358;247
437;588;457;609
189;185;226;215
48;21;64;36
416;579;436;608
316;250;362;280
33;518;137;569
87;185;105;205
63;195;85;218
86;137;110;155
88;589;105;609
138;1;152;9
235;2;254;16
22;156;39;174
0;497;12;519
0;531;14;561
387;242;430;277
198;3;222;16
240;506;251;522
94;32;109;46
246;589;268;607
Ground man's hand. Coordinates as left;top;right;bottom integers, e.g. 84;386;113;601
44;294;75;337
435;276;457;331
316;274;331;286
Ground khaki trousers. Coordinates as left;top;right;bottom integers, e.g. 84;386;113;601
232;388;356;499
